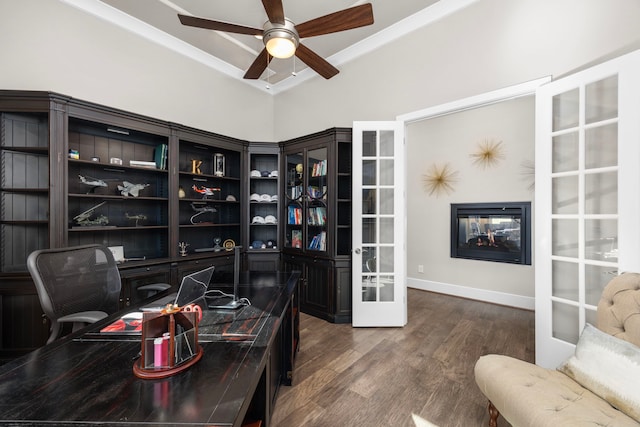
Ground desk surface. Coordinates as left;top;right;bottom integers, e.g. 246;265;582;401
0;271;300;426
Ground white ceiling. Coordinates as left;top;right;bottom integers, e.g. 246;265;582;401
62;0;473;92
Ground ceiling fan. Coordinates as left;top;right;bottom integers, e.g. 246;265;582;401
178;1;374;80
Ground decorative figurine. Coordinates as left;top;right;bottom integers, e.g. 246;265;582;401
191;159;203;175
78;175;107;194
296;163;303;179
213;237;222;252
118;181;150;197
73;201;109;227
223;239;236;251
190;202;217;224
125;213;147;227
191;184;221;199
214;153;225;177
178;242;189;256
178;186;186;198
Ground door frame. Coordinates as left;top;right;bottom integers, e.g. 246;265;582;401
397;77;550;308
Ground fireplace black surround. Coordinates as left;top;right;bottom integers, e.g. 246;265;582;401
451;202;531;265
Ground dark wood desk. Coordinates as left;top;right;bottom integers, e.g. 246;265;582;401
0;271;300;426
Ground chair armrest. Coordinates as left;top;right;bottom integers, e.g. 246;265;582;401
58;311;109;325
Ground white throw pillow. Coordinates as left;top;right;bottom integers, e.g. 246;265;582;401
557;323;640;422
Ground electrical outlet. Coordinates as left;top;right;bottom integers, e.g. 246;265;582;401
418;264;424;273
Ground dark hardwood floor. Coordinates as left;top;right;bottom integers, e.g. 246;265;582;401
271;287;534;427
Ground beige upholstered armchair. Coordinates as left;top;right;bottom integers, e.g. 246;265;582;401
474;273;640;427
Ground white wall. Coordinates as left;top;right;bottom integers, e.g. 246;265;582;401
0;0;274;141
405;96;535;308
2;0;640;306
273;0;640;141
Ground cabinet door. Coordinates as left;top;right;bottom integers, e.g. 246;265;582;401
284;151;305;250
535;50;640;368
305;148;328;253
301;259;331;318
283;147;328;253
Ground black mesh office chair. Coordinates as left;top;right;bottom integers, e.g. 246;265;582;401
27;244;122;344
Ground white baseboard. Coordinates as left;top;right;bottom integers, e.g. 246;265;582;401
407;277;535;310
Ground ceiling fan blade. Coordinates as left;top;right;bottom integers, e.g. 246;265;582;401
244;48;273;79
295;43;339;79
178;14;262;36
295;3;374;38
261;0;285;24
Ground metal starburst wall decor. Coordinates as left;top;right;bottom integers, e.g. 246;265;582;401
471;138;505;169
422;163;458;196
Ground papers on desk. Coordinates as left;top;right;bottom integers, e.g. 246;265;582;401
100;312;143;334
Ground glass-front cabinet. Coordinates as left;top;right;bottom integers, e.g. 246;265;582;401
281;128;352;324
284;147;328;253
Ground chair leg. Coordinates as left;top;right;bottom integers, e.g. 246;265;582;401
488;401;500;427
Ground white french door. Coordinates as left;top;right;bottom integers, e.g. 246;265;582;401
352;121;406;327
535;50;640;368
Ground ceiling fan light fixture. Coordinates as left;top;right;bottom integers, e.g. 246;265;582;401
263;19;299;59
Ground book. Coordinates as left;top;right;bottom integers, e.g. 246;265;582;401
154;143;168;170
130;160;157;169
292;230;302;248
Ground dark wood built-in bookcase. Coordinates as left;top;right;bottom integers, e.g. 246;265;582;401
0;90;352;362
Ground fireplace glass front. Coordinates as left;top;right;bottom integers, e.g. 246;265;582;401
450;202;531;265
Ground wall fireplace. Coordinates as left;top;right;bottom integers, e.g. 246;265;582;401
450;202;531;265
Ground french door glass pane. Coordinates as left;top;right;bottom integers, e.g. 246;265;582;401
585;75;618;124
552;132;579;173
362;247;376;273
379;188;394;215
380;218;394;243
362;218;376;243
585;265;615;306
552;218;578;257
363;131;376;156
552;176;579;214
363;189;376;214
552;88;579;131
585;171;617;215
380;276;394;301
380;130;394;156
380;159;394;185
585;124;617;169
379;247;394;272
363;160;376;185
552;302;579;344
552;260;578;301
585;219;617;262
